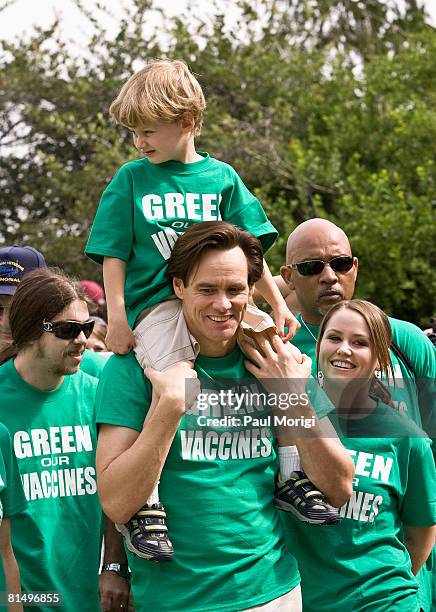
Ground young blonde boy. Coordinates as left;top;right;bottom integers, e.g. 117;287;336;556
86;59;306;561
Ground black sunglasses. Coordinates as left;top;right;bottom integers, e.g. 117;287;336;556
42;319;95;340
287;256;354;277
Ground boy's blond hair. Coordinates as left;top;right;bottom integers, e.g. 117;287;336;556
110;59;206;136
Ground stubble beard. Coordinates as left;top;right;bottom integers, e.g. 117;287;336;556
34;341;77;377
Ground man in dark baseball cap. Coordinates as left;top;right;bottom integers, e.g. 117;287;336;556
0;245;46;333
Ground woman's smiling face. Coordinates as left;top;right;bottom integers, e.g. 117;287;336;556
319;308;378;383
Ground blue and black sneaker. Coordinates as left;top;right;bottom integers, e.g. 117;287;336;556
274;471;341;525
116;503;174;561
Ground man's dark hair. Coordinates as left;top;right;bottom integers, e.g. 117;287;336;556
167;221;264;286
9;267;86;350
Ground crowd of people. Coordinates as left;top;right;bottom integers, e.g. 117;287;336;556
0;58;434;612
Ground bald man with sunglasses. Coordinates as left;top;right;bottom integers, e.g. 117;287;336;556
280;219;358;329
279;218;436;612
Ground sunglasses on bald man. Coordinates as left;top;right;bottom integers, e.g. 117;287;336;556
42;319;95;340
287;255;354;277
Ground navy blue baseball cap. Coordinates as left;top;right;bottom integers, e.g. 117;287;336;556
0;245;46;296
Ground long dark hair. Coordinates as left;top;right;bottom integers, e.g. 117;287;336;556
0;268;85;364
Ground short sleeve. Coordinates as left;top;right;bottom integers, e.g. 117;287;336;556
306;376;335;420
220;167;278;253
85;165;134;264
0;424;27;518
95;352;153;432
400;437;436;526
390;317;436;380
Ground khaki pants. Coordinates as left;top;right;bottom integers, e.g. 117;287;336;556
240;585;302;611
134;298;275;371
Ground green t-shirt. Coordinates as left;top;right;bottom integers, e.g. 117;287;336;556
0;360;102;612
85;153;278;325
292;313;436;611
0;423;28;603
95;349;299;612
290;401;436;612
80;348;111;379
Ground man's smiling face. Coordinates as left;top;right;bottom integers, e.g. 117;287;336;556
173;247;252;357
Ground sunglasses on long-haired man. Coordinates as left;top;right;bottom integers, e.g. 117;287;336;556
42;319;95;340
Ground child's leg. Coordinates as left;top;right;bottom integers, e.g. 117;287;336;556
275;407;340;524
134;297;199;371
274;397;340;524
275;425;340;525
275;440;340;525
140;389;160;506
241;301;276;335
238;308;341;526
277;445;301;479
114;388;175;561
116;299;199;561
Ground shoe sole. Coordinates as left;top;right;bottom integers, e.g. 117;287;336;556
274;499;341;525
115;523;174;561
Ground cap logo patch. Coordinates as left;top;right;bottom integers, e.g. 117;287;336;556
0;260;25;284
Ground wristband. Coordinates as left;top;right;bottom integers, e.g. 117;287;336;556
101;563;131;580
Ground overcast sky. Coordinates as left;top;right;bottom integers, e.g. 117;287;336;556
1;0;435;51
0;0;231;50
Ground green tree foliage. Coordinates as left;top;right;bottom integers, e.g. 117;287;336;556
0;0;434;322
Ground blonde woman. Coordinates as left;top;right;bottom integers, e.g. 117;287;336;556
292;300;436;612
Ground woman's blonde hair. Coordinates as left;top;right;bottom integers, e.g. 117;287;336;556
110;59;206;136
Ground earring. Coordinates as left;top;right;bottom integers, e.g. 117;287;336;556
317;370;324;388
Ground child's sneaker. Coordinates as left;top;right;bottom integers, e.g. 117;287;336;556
116;502;174;561
274;471;341;525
